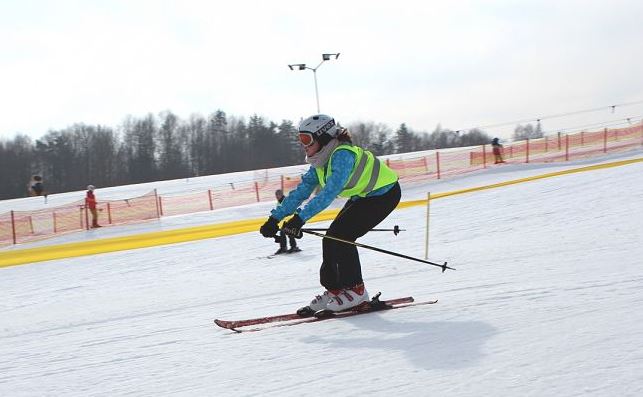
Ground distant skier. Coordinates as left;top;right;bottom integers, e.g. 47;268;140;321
260;114;400;313
492;137;506;164
272;189;301;255
85;185;101;228
28;175;46;197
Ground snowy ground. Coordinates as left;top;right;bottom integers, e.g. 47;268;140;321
1;149;643;396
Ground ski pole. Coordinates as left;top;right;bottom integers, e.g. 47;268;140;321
302;225;405;235
299;229;454;272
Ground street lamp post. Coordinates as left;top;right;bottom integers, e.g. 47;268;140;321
288;53;340;113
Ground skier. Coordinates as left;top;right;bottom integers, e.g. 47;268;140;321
85;185;101;228
273;189;301;255
491;137;506;164
28;175;45;197
260;114;400;313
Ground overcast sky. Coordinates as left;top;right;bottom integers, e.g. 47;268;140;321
2;0;643;140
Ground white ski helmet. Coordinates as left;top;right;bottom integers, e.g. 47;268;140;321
298;114;339;146
87;185;95;191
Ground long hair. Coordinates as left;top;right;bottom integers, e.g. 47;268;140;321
337;127;353;144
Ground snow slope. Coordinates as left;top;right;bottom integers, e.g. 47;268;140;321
1;149;643;396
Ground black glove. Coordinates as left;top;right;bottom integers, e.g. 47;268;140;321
282;214;305;239
260;216;279;238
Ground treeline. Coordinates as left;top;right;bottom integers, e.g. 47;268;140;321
0;110;504;200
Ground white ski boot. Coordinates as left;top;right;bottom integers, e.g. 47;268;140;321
325;284;369;312
296;290;336;316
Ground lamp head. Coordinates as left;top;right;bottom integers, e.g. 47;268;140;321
322;53;340;61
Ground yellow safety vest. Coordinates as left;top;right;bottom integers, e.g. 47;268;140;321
315;145;398;198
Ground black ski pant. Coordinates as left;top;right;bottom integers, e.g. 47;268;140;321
320;182;401;291
277;229;297;249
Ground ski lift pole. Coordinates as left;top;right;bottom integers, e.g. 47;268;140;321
299;229;454;272
302;225;405;235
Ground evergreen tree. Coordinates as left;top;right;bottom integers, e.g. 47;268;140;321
158;111;188;179
34;131;76;193
0;135;34;199
187;114;208;176
276;119;302;164
394;123;414;153
123;114;157;183
206;110;228;174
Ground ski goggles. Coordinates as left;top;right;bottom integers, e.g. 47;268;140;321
298;132;315;147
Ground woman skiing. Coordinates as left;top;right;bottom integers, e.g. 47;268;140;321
260;114;400;314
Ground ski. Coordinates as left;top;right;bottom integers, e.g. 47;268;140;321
256;248;303;260
237;299;438;333
214;294;437;333
214;294;412;330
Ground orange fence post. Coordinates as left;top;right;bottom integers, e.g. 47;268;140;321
53;211;57;233
84;205;89;230
545;136;548;152
423;156;429;173
107;202;113;224
28;216;33;234
436;152;441;180
482;145;487;168
558;132;562;151
280;175;285;192
603;128;607;153
208;189;214;210
11;210;17;245
154;189;161;218
254;182;260;202
526;138;530;163
565;134;569;161
581;131;584;146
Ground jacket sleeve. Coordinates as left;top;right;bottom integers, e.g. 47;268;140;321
297;149;355;222
270;167;319;221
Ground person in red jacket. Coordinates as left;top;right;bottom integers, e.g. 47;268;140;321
492;138;506;164
86;185;101;228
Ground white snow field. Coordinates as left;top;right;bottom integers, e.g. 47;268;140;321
1;149;643;397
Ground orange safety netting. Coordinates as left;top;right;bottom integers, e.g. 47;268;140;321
0;191;159;246
1;124;641;247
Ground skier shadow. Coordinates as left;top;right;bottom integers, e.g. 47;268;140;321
300;314;497;370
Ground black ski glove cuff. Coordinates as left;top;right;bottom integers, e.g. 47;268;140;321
282;214;305;239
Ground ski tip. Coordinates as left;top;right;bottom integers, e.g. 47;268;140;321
215;319;243;333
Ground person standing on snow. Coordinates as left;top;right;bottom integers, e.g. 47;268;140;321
85;185;101;228
28;175;46;197
272;189;301;255
260;114;400;314
491;137;506;164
